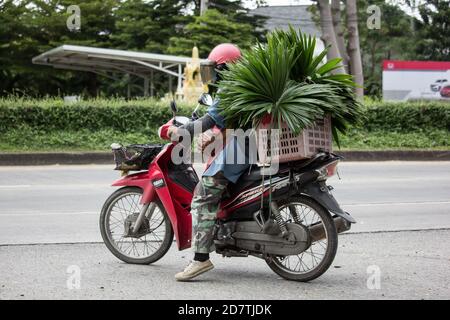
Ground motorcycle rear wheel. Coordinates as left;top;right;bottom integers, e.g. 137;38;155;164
100;186;174;264
266;196;338;282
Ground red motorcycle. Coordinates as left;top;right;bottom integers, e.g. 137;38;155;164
100;98;355;281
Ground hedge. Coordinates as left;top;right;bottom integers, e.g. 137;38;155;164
362;99;450;132
0;97;449;133
0;97;196;133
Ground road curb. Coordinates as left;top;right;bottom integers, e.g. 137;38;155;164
0;152;112;166
0;150;449;166
338;150;450;161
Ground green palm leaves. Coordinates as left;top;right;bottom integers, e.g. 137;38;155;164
217;27;363;145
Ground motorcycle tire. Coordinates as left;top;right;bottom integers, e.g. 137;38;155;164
100;186;174;265
266;196;338;282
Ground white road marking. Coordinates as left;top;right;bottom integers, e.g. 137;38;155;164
0;164;113;171
0;211;98;216
329;177;450;183
0;185;32;189
342;200;450;207
0;201;449;217
0;184;109;189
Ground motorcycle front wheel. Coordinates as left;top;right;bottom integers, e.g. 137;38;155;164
266;196;338;282
100;186;174;264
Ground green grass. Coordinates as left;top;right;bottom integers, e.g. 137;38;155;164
0;127;448;152
0;96;196;109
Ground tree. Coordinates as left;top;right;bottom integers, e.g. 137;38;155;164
410;0;450;61
112;0;191;53
358;0;416;96
208;0;267;41
167;9;255;57
0;0;119;96
200;0;209;15
180;0;267;39
0;0;34;94
346;0;364;98
331;0;348;70
310;0;416;97
314;0;345;75
311;0;364;96
110;0;194;97
0;0;267;97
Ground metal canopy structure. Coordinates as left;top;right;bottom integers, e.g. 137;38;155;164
32;45;204;97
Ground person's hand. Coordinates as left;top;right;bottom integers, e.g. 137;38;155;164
167;126;178;139
157;121;175;141
197;130;214;151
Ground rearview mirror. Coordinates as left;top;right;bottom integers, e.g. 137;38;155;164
198;93;213;107
191;105;200;120
170;100;178;114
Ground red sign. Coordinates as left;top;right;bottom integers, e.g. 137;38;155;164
383;60;450;71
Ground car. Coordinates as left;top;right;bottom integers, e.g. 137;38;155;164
430;79;448;92
441;85;450;98
430;79;450;98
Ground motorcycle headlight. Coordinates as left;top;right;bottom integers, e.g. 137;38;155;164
200;60;216;85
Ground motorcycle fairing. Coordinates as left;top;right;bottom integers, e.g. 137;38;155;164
217;175;290;219
112;144;194;250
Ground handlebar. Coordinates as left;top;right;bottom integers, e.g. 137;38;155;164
172;119;182;127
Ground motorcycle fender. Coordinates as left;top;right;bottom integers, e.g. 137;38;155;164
111;171;189;250
111;171;157;204
300;182;356;224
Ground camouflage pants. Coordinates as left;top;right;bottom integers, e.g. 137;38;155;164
191;172;229;254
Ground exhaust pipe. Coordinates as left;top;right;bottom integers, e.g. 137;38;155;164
309;216;351;242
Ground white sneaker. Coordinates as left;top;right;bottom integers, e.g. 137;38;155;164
175;260;214;281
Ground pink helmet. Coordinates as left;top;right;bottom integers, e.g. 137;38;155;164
207;43;241;65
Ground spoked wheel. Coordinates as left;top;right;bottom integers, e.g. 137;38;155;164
266;196;338;282
100;187;173;264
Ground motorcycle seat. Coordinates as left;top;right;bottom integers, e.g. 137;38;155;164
229;158;314;197
229;165;289;196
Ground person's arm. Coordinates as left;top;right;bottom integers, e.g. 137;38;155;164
168;114;216;138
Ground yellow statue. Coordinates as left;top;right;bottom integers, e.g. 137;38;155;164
182;46;207;103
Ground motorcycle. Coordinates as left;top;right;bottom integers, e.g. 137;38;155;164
99;94;355;282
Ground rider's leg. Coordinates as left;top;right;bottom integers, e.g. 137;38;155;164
192;172;229;254
175;172;228;281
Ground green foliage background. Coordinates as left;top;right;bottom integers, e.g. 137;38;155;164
167;9;257;57
0;97;448;151
308;0;450;97
1;0;448;98
0;0;266;98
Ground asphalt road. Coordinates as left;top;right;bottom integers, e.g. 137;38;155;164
0;162;449;244
0;230;449;300
0;162;449;299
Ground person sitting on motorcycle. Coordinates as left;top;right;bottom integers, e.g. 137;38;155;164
167;43;252;281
